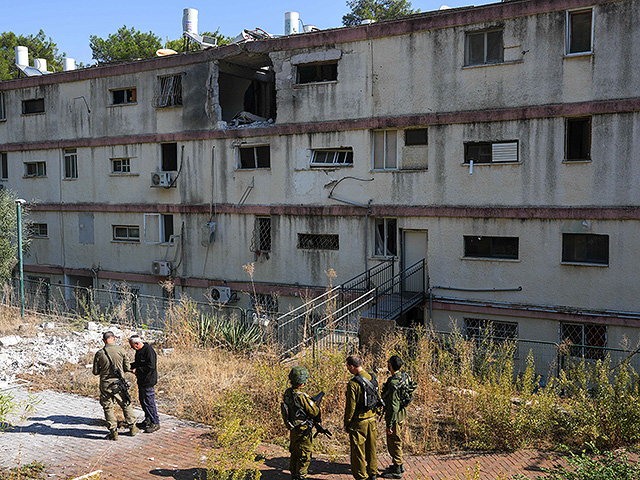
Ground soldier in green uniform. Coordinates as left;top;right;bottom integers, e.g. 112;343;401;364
282;366;320;480
381;355;407;479
344;355;379;480
92;331;139;440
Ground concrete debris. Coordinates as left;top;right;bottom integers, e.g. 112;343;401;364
40;322;56;329
86;321;99;332
0;335;21;347
229;111;267;127
231;28;273;44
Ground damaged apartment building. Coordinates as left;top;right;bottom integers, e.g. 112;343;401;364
1;0;640;356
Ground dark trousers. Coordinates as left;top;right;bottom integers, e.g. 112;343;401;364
139;386;160;425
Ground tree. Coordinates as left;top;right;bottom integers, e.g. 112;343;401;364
0;30;64;80
89;26;162;64
164;30;233;53
0;190;30;282
342;0;417;26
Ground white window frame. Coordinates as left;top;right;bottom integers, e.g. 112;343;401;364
113;225;140;242
372;130;399;171
24;161;46;178
566;9;594;55
373;218;398;257
111;157;132;174
310;148;353;167
63;148;78;179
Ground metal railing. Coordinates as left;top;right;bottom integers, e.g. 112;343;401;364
365;259;426;320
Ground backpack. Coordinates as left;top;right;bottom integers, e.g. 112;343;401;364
353;373;382;412
281;389;313;430
394;371;418;409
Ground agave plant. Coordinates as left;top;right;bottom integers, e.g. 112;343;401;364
212;318;262;353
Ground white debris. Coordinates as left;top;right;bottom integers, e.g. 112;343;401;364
0;335;21;347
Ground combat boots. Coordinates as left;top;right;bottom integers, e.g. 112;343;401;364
129;424;140;436
136;419;151;429
107;429;118;441
145;423;160;433
382;464;403;479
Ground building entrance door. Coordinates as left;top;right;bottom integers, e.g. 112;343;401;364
401;230;428;293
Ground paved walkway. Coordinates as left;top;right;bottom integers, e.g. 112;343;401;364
0;382;567;479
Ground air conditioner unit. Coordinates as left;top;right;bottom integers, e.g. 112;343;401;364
210;286;231;304
151;261;172;276
150;172;172;188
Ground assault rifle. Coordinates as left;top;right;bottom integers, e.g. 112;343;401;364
310;392;332;439
110;367;132;406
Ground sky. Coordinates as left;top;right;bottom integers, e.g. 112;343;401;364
2;0;494;66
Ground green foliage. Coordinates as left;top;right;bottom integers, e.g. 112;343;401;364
0;30;64;80
0;190;31;282
0;460;46;480
342;0;417;26
188;311;263;352
89;26;162;63
0;391;16;432
165;31;233;53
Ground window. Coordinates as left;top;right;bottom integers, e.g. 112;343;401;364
0;92;5;120
63;148;78;179
560;322;606;360
464;141;518;164
567;9;593;54
464;236;519;260
238;145;270;169
373;130;398;170
565;117;591;161
251;216;272;253
1;153;7;180
297;233;339;250
405;128;428;146
374;218;397;257
296;62;338;84
162;214;174;243
22;98;45;115
113;225;140;242
465;29;504;66
111;88;137;105
310;148;353;167
111;158;131;173
154;74;182;108
251;293;278;314
30;223;48;238
161;143;178;171
562;233;608;265
465;318;518;342
24;161;46;177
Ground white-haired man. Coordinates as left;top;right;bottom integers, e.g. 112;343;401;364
129;335;160;433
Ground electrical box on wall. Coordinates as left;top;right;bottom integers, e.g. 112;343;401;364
152;261;172;276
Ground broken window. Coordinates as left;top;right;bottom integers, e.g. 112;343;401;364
465;29;503;66
297;233;339;250
22;98;44;115
567;9;593;54
464;141;518;164
296;62;338;84
251;293;278;314
64;148;78;179
111;87;137;105
560;322;606;360
24;161;46;177
111;158;131;173
154;74;182;108
29;223;48;238
112;225;140;242
374;218;397;257
238;145;270;169
310;148;353;166
405;128;428;146
373;130;398;170
465;318;518;342
464;236;519;259
562;233;608;265
0;92;5;120
565;117;591;161
1;153;7;180
162;214;174;243
161;143;178;171
251;216;272;253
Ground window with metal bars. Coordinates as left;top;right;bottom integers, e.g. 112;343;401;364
464;318;518;342
154;74;183;108
29;223;48;238
251;293;278;314
560;322;606;360
111;158;131;174
297;233;339;250
250;216;272;254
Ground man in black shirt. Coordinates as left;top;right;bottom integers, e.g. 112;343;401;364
129;335;160;433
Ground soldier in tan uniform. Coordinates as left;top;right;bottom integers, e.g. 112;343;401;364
282;366;320;480
344;355;379;480
381;355;408;479
92;331;138;440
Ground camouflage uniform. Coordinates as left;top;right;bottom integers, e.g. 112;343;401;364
344;370;378;480
284;386;320;480
92;343;137;433
381;371;408;478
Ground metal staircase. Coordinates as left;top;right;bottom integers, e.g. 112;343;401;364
277;258;427;356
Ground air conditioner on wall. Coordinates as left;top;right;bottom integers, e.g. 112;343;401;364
152;261;172;276
150;172;172;187
209;286;231;304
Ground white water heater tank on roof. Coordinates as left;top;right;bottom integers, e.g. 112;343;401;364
183;8;198;34
15;46;28;66
285;11;300;35
34;58;47;72
63;58;75;71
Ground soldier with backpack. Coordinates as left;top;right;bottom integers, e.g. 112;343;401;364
344;355;380;480
381;355;417;479
281;366;320;480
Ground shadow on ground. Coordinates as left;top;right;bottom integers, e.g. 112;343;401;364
261;456;351;479
2;415;106;439
150;468;208;479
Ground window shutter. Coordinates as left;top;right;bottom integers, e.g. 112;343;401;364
492;142;518;163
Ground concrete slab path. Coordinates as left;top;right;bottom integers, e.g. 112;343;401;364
0;382;567;479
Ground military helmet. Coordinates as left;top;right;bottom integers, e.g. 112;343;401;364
289;366;309;385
